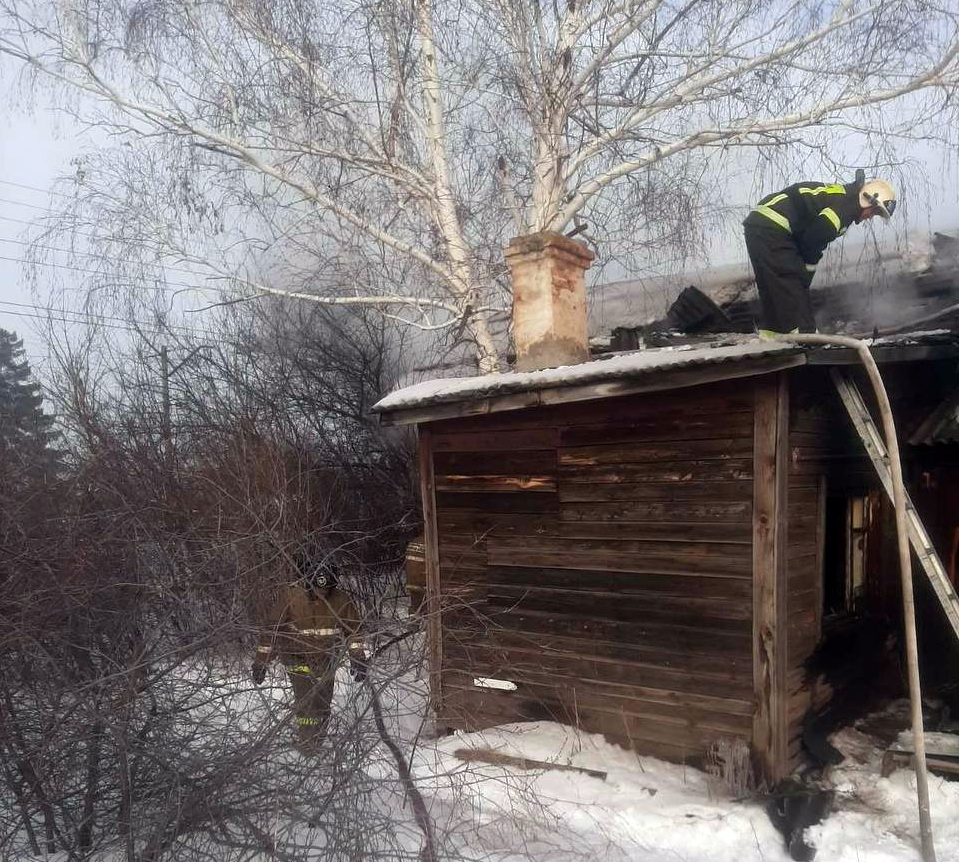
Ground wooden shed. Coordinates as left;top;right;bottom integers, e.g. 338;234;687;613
374;334;959;783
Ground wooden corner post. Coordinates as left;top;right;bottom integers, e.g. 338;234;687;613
417;426;444;722
752;373;789;785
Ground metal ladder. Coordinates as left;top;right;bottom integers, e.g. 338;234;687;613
831;369;959;641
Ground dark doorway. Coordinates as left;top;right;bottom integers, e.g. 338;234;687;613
823;494;872;616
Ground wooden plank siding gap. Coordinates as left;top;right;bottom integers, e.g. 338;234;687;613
443;658;755;715
435;474;557;493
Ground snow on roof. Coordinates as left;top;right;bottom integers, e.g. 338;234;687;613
373;337;798;414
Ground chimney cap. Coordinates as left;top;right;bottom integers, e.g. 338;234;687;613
505;230;595;264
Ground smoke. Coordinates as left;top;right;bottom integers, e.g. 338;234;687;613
815;228;959;333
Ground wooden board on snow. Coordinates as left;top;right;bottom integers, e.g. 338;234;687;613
881;732;959;777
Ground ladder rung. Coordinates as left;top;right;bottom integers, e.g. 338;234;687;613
831;369;959;642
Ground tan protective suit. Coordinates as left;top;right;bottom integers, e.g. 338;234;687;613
253;583;365;751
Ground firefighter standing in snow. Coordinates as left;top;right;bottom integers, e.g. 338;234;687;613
251;568;367;751
743;177;897;333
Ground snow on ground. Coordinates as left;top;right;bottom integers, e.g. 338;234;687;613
16;639;957;862
200;646;959;862
405;713;959;862
813;723;959;862
415;722;780;862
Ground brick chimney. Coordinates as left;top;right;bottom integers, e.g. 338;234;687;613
505;231;595;372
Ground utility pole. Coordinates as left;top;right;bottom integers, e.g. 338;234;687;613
158;344;211;472
160;345;172;469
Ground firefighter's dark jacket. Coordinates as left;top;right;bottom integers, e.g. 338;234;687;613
743;182;861;268
254;584;365;667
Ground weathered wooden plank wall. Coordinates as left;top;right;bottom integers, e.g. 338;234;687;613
426;379;757;764
785;369;834;769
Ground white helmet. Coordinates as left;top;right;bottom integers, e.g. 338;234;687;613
860;179;897;220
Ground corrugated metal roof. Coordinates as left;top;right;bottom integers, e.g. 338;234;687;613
910;386;959;445
373;338;799;415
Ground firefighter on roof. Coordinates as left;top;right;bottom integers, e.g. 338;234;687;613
251;565;367;753
743;176;897;334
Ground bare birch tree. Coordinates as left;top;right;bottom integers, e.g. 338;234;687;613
1;0;958;369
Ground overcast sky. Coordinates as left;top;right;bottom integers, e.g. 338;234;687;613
4;52;959;374
0;57;95;371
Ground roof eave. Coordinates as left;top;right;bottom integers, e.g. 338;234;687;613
805;342;959;366
377;351;807;427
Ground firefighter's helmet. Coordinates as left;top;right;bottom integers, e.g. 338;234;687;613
294;548;337;593
306;567;336;591
860;179;897;220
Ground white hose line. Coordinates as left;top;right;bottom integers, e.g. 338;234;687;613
766;332;936;862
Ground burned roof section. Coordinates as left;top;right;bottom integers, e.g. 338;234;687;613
911;385;959;446
602;231;959;350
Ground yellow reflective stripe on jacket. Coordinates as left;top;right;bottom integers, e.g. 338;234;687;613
753;204;791;232
799;184;845;196
820;208;841;232
288;664;312;674
764;193;789;206
296;627;341;637
297;716;323;725
805;263;817;272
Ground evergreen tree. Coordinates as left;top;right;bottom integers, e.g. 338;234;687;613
0;328;61;485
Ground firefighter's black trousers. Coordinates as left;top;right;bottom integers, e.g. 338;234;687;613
744;223;816;333
285;652;336;752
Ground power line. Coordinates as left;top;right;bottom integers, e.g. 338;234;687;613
0;233;219;280
0;299;293;354
0;308;250;351
0;195;239;289
0;305;210;339
0;178;71;198
0;307;172;336
0;189;373;309
0;249;338;308
0;214;213;271
0;305;292;355
0;195;53;214
0;251;224;294
0;300;219;341
0;228;296;303
0;190;331;303
0;212;62;231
